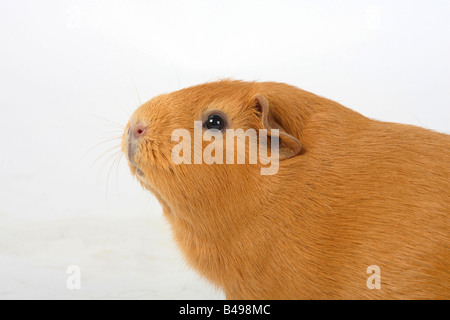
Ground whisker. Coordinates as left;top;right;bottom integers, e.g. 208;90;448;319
99;153;123;204
105;152;123;199
100;130;125;135
115;153;124;195
89;145;122;176
99;150;122;179
167;57;181;89
83;137;122;160
110;152;123;195
87;113;126;129
115;101;133;118
130;78;142;106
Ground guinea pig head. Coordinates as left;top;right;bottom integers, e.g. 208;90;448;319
121;81;302;229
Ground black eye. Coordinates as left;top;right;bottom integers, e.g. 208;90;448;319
204;113;226;131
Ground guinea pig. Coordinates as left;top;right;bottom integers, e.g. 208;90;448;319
122;80;449;299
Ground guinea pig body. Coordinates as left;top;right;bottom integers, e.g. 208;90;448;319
122;80;449;299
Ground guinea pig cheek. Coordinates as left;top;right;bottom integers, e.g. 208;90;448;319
132;151;147;178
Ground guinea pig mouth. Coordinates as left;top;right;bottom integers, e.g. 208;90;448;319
128;159;144;177
135;167;144;176
128;156;144;177
126;140;144;176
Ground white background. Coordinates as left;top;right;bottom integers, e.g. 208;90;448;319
0;0;449;299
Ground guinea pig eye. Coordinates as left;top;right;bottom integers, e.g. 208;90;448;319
204;113;226;131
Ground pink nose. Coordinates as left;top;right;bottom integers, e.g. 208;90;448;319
130;122;147;139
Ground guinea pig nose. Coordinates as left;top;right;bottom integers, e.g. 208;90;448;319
130;122;147;139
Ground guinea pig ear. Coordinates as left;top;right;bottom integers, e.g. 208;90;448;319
254;95;302;160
